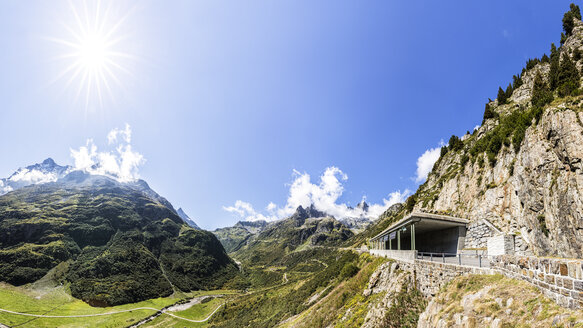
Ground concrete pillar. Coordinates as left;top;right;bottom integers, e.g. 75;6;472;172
411;223;416;250
397;230;401;250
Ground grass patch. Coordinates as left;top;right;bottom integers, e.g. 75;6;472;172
0;282;237;328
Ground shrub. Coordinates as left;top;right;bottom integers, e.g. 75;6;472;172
538;215;550;236
460;154;469;168
404;194;417;212
477;155;485;168
340;263;359;279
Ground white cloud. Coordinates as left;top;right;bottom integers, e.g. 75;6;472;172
70;124;145;182
414;141;444;184
223;200;275;222
223;167;410;223
367;190;411;218
8;169;60;184
0;180;12;194
107;123;132;144
473;125;480;132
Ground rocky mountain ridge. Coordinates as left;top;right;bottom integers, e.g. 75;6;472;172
214;204;358;253
0;158;201;229
177;207;200;229
404;11;583;258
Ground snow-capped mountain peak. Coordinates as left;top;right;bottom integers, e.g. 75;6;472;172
0;158;72;195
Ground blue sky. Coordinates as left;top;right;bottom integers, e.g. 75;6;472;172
0;1;574;229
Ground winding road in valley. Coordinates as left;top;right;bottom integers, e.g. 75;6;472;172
0;299;224;324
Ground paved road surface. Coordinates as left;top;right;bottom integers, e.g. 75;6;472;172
0;302;224;323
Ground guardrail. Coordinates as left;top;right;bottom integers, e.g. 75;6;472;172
417;252;490;268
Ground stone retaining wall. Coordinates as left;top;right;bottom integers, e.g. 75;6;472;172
370;250;583;309
398;260;495;298
465;220;496;249
490;255;583;309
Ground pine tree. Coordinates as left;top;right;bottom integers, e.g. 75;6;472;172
549;43;560;90
557;53;580;96
574;48;582;61
512;74;523;90
497;86;507;105
531;72;553;108
482;103;498;123
563;3;581;37
448;135;464;151
505;83;513;99
571;3;582;20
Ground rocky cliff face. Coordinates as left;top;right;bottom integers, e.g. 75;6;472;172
361;261;424;328
411;19;583;258
418;103;583;257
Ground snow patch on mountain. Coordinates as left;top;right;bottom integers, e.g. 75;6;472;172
0;158;72;195
177;208;201;229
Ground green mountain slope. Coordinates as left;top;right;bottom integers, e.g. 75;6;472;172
212;220;267;253
0;171;239;306
231;205;354;266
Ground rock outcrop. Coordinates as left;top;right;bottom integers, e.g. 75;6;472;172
417;274;583;327
411;18;583;258
361;261;424;328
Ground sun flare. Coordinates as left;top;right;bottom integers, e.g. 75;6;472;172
48;1;135;110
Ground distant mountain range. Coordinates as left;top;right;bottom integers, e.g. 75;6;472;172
213;201;373;253
340;200;374;232
214;204;354;260
0;158;201;229
0;159;227;306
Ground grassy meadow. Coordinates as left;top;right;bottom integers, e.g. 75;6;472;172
0;283;236;328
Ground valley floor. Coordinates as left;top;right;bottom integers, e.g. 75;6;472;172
3;249;583;328
0;283;235;328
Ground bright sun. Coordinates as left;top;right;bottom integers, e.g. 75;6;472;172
79;33;108;70
48;1;135;109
